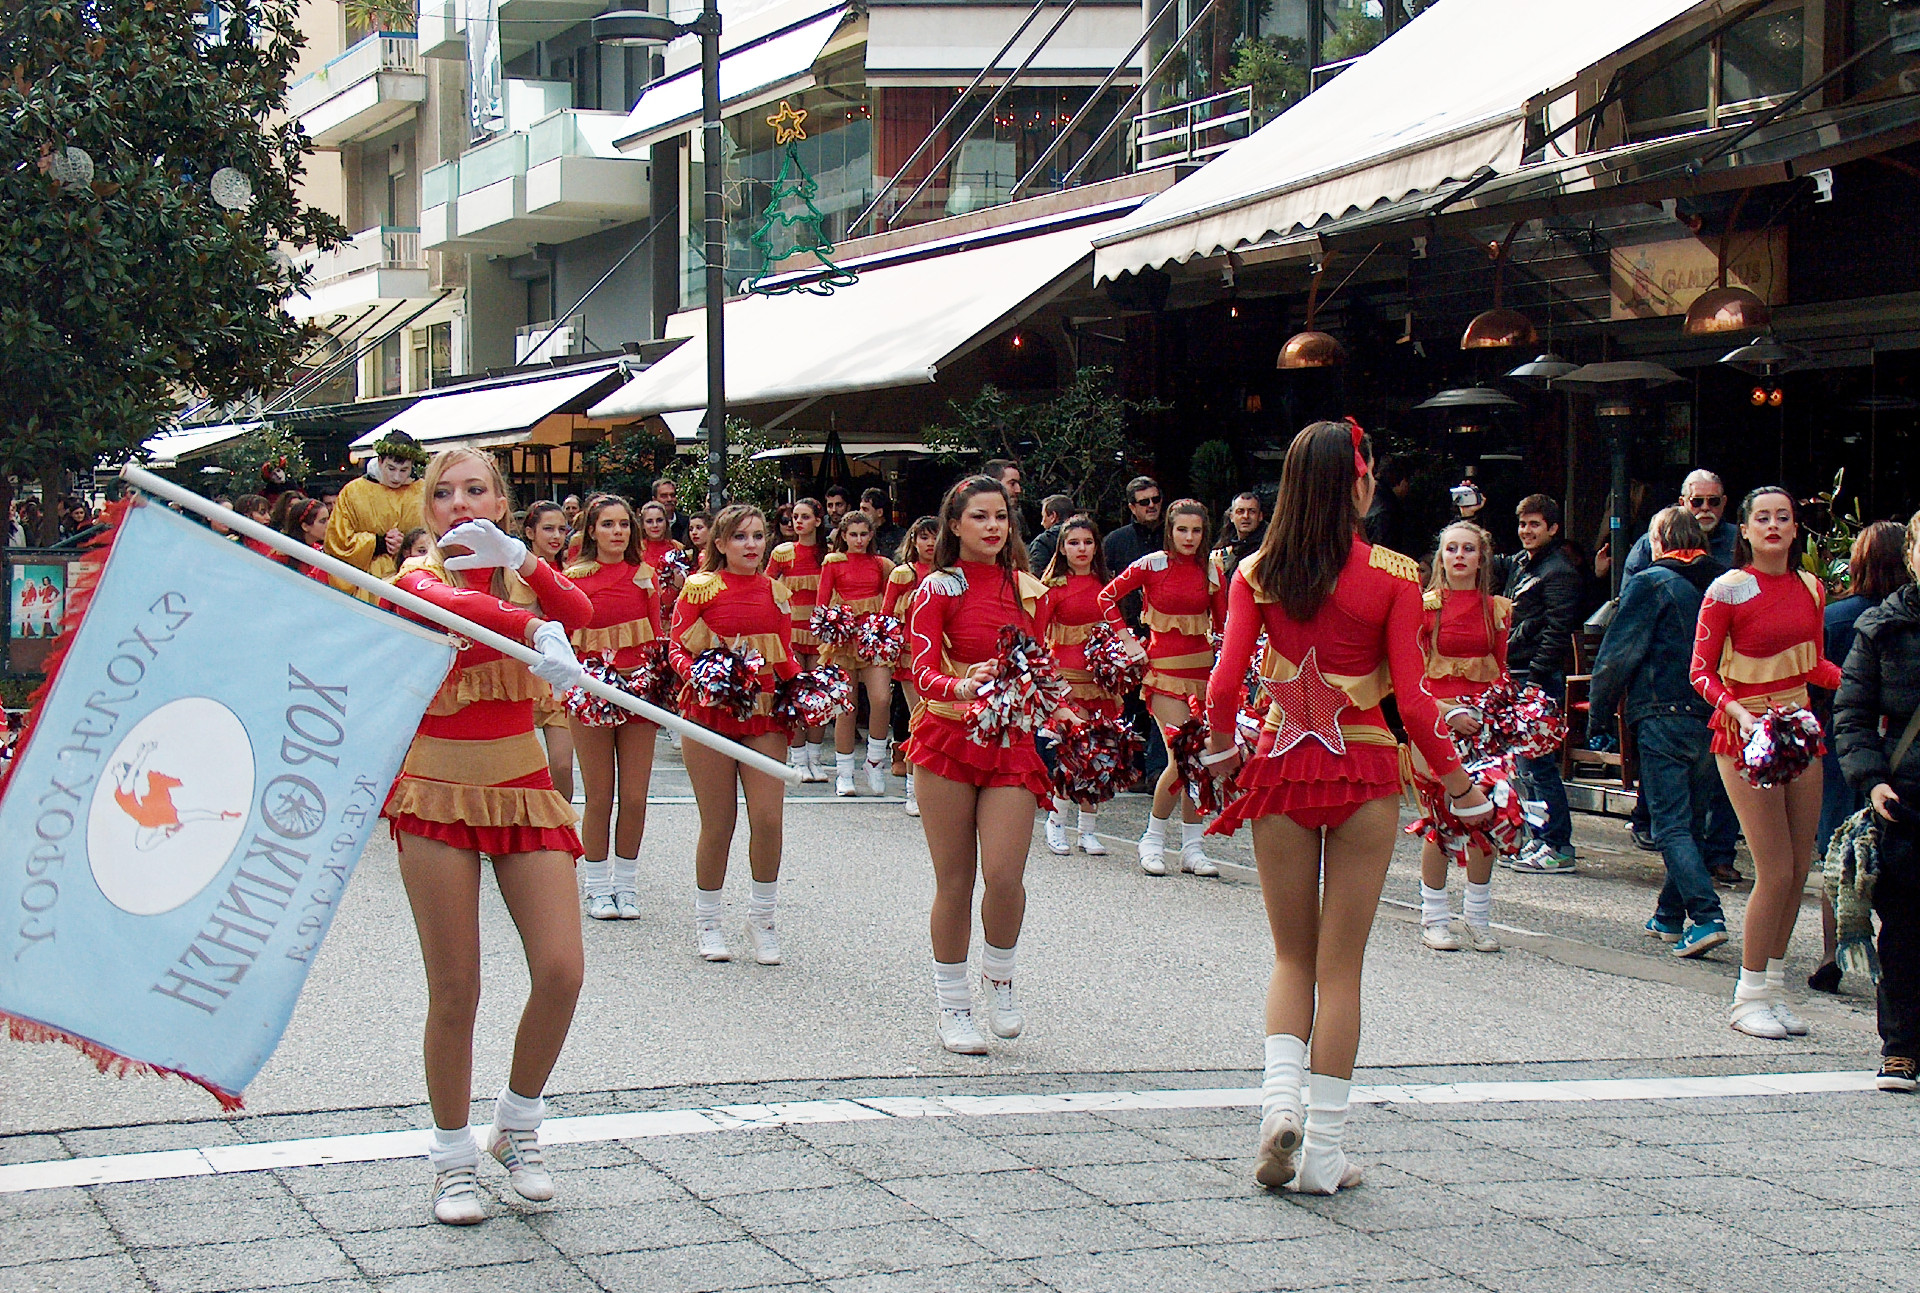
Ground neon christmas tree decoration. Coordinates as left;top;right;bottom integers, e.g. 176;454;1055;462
746;101;858;297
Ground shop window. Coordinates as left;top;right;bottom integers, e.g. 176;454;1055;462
1624;5;1805;140
1848;0;1920;96
378;333;403;398
428;322;453;388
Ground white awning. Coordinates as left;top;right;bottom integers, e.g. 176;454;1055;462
750;440;935;459
865;2;1142;86
617;7;849;151
1090;0;1710;282
141;422;263;467
588;218;1121;420
351;367;619;454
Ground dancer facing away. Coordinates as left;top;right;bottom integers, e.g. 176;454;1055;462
522;501;576;803
1690;487;1843;1039
382;448;592;1225
566;494;666;922
1412;520;1511;953
1204;422;1489;1195
885;517;940;817
1099;499;1228;877
669;504;800;965
816;509;897;796
770;497;829;782
1035;515;1117;856
906;476;1078;1055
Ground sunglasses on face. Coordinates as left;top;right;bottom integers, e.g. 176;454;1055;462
1133;495;1162;507
1686;496;1724;508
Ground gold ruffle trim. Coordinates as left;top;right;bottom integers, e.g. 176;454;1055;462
1144;670;1206;698
834;595;885;614
427;659;547;715
576;619;657;654
1144;607;1212;637
1048;621;1096;646
1721;641;1818;686
1425;654;1500;683
387;775;579;829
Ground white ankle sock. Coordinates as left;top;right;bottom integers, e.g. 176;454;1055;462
933;959;971;1013
1765;956;1787;999
1735;966;1771;1005
1463;880;1492;928
1078;807;1098;834
1181;820;1207;851
695;887;723;922
1047;808;1064;829
981;941;1016;984
612;855;638;892
1260;1033;1307;1123
1142;815;1169;845
1420;882;1450;926
493;1085;544;1132
788;745;805;767
807;741;826;767
582;857;614;899
428;1124;479;1170
1295;1073;1353;1194
835;749;856;771
747;880;777;920
866;736;888;764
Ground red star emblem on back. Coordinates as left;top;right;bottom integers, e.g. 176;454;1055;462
1258;646;1351;756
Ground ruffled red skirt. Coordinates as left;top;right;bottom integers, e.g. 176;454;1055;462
680;700;788;740
1208;739;1402;836
907;712;1053;806
384;768;582;858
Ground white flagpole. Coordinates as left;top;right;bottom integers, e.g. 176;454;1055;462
119;465;802;784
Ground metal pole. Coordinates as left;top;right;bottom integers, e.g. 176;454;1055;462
1598;399;1632;600
1056;0;1220;189
701;0;728;513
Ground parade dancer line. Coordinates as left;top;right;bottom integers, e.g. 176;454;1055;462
669;504;801;966
523;501;576;803
1204;422;1489;1195
1099;500;1227;877
817;510;897;796
770;498;829;782
907;476;1077;1055
1691;487;1843;1039
1036;515;1118;856
381;449;592;1226
566;495;665;922
885;518;939;817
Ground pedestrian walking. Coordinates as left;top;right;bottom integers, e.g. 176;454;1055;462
522;501;576;804
1026;494;1075;572
816;510;897;796
1205;421;1488;1195
770;498;830;781
1494;495;1582;874
381;449;591;1225
1691;487;1843;1039
886;517;939;817
1036;515;1117;856
1218;491;1267;566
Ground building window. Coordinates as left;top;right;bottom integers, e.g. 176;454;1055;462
379;333;403;398
428;321;453;387
1848;0;1920;96
1624;5;1805;140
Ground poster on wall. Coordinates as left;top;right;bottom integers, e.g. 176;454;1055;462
6;556;73;677
1609;229;1787;321
466;0;504;140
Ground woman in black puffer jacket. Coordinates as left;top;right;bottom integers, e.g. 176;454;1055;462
1834;512;1920;1094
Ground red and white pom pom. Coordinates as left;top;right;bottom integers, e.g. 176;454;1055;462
1050;715;1145;807
968;627;1075;747
687;644;765;721
1167;716;1222;816
658;546;696;585
775;664;853;732
809;603;858;647
854;612;905;665
1407;754;1545;867
1739;706;1824;789
626;640;679;712
1083;621;1146;696
564;654;633;727
1471;679;1568;761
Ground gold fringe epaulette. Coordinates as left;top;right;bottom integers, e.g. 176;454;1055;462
771;577;793;611
563;559;601;580
771;542;796;563
1369;545;1421;584
889;564;917;585
1422;588;1444;612
681;571;724;604
822;551;847;565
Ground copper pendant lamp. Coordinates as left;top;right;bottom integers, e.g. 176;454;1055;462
1278;259;1345;369
1461;222;1537;350
1682;188;1771;337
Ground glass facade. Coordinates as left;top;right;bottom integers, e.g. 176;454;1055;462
1624;5;1807;138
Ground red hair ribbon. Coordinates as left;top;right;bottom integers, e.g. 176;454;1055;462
1345;417;1368;478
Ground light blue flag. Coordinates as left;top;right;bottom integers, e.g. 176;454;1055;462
0;500;454;1107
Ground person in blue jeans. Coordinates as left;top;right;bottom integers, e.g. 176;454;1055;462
1587;506;1733;955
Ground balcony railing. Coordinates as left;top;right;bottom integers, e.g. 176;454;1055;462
300;227;425;287
287;33;421;118
1134;86;1254;171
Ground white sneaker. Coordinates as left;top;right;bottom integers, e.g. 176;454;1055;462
1138;833;1167;876
1079;832;1107;856
938;1008;989;1055
804;750;830;783
1460;922;1502;953
1044;814;1071;855
1181;843;1220;877
430;1165;485;1225
1771;999;1810;1036
865;759;888;795
1253;1106;1303;1190
669;729;682;752
745;915;783;965
586;893;620;921
487;1125;554;1202
1421;921;1462;951
983;976;1023;1039
697;919;731;962
614;890;641;921
904;776;919;817
1730;998;1789;1039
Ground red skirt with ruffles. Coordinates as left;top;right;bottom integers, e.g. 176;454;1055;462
385;768;583;858
1207;739;1401;835
679;699;788;740
907;712;1053;806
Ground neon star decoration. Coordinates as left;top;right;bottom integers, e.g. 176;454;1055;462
766;100;808;145
1257;647;1352;756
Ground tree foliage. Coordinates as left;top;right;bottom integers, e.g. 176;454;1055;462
0;0;347;536
587;418;792;513
1225;35;1308;118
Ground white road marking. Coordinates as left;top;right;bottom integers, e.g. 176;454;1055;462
0;1070;1876;1195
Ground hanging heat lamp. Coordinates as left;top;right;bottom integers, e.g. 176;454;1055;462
1277;259;1345;369
1683;189;1771;337
1461;222;1538;351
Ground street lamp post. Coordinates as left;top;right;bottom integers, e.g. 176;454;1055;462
595;2;727;510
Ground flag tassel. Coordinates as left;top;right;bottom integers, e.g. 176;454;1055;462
1;1009;244;1112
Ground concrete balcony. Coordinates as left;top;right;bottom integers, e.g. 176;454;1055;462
417;0;466;59
287;33;427;147
286;226;432;321
421;111;649;255
494;0;609;59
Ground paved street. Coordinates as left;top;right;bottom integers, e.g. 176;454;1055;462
0;733;1907;1292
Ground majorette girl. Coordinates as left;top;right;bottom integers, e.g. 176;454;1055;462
638;499;688;601
768;496;829;782
522;501;576;804
669;503;801;966
565;494;666;923
884;517;940;817
906;475;1077;1056
816;509;897;797
1204;421;1490;1197
1035;514;1117;857
1098;499;1227;878
1410;520;1511;954
381;448;592;1226
279;497;334;585
1690;486;1843;1040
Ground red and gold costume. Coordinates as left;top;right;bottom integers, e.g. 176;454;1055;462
565;557;665;729
1206;543;1463;833
905;561;1054;802
816;550;895;672
1690;567;1843;758
883;560;930;682
529;554;570;730
1036;571;1122;720
382;557;592;856
281;546;332;586
1409;587;1511;844
668;568;800;738
768;540;827;659
1098;549;1227;706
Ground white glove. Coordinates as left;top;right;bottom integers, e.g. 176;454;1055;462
528;620;583;692
441;519;528;572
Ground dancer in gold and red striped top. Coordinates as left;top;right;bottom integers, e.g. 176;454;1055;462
816;510;897;796
768;497;829;781
1034;515;1118;857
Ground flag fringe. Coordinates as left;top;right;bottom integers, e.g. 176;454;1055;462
2;1010;245;1112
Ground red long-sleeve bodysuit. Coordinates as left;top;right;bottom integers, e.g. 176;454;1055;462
1098;549;1226;707
566;559;665;729
1408;587;1512;850
669;569;800;738
1036;572;1122;720
905;560;1054;802
883;560;930;682
1205;543;1463;834
382;556;592;857
1690;566;1842;758
768;540;827;659
816;550;894;672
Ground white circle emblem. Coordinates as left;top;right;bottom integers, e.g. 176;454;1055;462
88;697;255;916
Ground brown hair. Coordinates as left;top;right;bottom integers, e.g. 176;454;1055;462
932;475;1029;576
1162;498;1211;563
1041;514;1110;583
790;496;827;552
280;497;327;541
1422;519;1500;653
896;515;939;566
829;508;875;554
704;502;768;573
579;493;645;567
1849;520;1913;602
1734;485;1797;567
637;498;672;539
421;448;517;599
1251;421;1371;621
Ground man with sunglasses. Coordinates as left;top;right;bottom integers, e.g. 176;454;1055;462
1621;470;1735;584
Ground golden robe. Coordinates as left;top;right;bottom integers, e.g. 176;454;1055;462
325;476;426;600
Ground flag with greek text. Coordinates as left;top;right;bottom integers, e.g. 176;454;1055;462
0;499;454;1108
